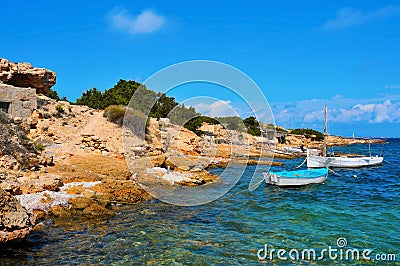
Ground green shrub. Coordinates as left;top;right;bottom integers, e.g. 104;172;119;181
21;133;31;141
76;80;197;122
216;116;247;132
60;96;69;102
34;141;44;152
184;116;220;136
168;104;199;126
243;116;261;136
214;139;222;144
76;88;105;109
55;104;64;113
45;89;60;101
103;105;126;126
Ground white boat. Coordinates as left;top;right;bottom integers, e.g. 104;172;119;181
284;146;304;154
263;168;328;187
307;152;384;168
307;106;384;168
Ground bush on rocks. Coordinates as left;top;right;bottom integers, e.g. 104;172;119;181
103;105;126;126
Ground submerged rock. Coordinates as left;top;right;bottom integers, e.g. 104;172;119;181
82;204;114;219
48;205;73;219
0;188;36;243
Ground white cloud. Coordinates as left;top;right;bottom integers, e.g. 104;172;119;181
371;100;391;123
110;8;165;35
304;110;323;122
194;100;239;117
329;100;399;124
323;5;400;30
263;94;400;131
385;84;400;89
332;105;373;123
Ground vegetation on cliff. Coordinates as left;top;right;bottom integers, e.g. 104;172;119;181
103;105;126;126
75;80;212;134
75;88;104;109
243;116;261;136
45;88;61;101
167;104;199;125
215;116;247;132
264;123;287;133
75;79;178;118
183;116;220;136
44;88;69;102
289;128;323;140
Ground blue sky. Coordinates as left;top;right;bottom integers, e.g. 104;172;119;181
1;1;400;137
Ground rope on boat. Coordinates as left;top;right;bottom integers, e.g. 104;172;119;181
379;143;385;157
384;159;400;168
294;157;307;169
328;168;342;177
228;176;266;197
248;177;266;191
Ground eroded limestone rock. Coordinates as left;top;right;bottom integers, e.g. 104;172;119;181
0;58;56;94
0;188;35;243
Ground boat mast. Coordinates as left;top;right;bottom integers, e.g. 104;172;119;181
368;140;371;157
323;105;327;157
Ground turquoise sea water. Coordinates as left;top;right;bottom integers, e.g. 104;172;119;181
1;139;399;265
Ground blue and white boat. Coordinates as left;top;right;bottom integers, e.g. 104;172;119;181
263;168;328;187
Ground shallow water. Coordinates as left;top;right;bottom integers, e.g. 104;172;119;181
1;139;399;265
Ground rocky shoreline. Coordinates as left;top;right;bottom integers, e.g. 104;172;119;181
0;58;383;244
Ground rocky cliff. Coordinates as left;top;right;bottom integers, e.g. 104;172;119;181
0;58;56;94
0;188;37;243
0;112;45;243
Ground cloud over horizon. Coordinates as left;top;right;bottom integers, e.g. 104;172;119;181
191;94;400;133
110;8;165;35
181;94;400;137
267;94;400;135
194;100;240;118
323;5;400;30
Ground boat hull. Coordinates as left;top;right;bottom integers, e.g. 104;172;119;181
307;155;383;168
263;168;328;187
